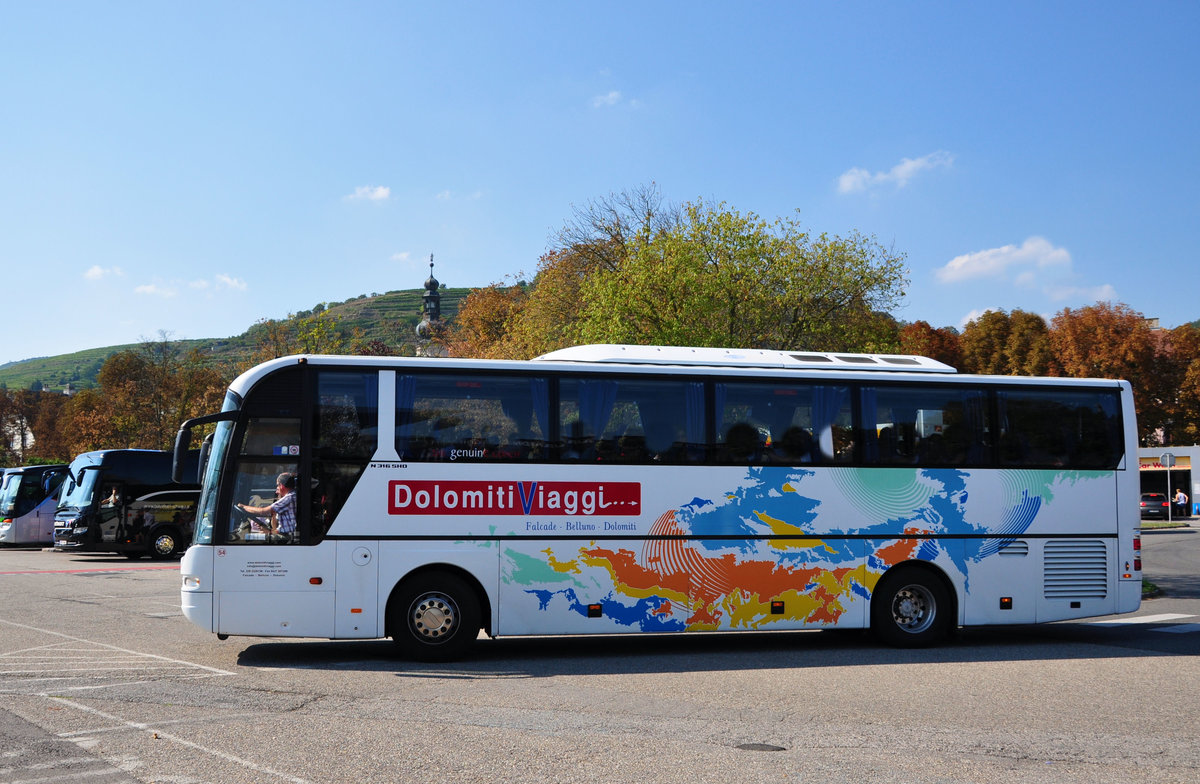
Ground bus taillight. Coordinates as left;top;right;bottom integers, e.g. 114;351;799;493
1134;534;1142;572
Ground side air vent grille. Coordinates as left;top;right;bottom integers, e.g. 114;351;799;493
998;540;1029;557
1043;540;1108;599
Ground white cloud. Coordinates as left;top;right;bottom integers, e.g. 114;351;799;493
134;283;178;298
84;265;124;280
435;190;452;200
188;279;210;289
215;274;247;291
591;90;622;108
345;185;391;201
392;251;412;263
837;150;955;194
936;236;1071;283
1045;282;1118;303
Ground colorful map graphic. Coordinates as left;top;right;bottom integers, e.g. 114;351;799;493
504;466;1104;632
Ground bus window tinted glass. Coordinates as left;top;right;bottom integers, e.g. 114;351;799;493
559;378;704;464
997;388;1122;469
315;372;378;460
396;374;550;462
312;371;379;541
716;382;851;465
861;386;990;466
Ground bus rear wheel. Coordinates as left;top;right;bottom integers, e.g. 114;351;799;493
870;568;951;647
389;573;481;662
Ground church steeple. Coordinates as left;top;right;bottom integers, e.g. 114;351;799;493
416;254;441;339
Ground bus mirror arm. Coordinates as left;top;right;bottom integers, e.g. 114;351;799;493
173;411;237;484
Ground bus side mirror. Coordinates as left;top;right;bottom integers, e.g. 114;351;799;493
172;428;192;484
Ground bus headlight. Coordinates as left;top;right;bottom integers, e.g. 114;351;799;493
182;574;202;590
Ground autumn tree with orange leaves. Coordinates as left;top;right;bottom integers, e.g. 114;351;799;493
898;321;962;369
34;337;230;460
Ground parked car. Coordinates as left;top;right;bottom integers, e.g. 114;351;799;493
1140;492;1170;520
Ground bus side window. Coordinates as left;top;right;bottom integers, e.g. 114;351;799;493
312;371;380;540
559;378;700;464
997;388;1121;469
397;373;550;463
861;385;990;467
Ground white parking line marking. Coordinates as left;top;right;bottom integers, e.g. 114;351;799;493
52;698;313;784
0;618;233;676
1088;613;1195;626
1151;623;1200;634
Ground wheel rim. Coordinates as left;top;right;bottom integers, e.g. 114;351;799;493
153;534;176;557
408;592;459;644
890;583;936;634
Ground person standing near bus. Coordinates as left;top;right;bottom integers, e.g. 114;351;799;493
237;472;297;541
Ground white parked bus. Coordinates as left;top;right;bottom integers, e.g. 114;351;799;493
175;345;1142;660
0;464;69;546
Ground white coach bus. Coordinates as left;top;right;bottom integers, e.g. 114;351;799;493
174;345;1142;660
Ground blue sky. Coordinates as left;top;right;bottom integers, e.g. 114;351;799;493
2;2;1197;366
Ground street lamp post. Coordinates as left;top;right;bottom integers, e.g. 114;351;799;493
1162;452;1176;522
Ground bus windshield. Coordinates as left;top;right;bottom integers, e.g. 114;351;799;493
193;420;234;545
57;467;99;511
192;390;242;545
0;473;20;516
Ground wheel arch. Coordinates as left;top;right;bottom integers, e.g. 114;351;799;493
383;563;494;639
873;559;961;627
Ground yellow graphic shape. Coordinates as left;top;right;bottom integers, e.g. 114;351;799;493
754;509;836;553
541;547;582;575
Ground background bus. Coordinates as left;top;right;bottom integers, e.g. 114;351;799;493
176;346;1141;660
55;449;200;559
0;464;69;546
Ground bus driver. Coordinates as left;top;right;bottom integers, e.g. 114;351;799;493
236;472;297;541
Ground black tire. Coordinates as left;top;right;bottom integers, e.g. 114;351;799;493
870;568;952;647
389;573;481;662
149;528;182;560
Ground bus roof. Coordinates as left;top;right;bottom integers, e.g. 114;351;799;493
3;463;68;476
534;344;958;373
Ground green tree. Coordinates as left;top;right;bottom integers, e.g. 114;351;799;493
1005;310;1054;376
959;309;1051;376
576;200;907;351
296;310;346;354
960;311;1012;374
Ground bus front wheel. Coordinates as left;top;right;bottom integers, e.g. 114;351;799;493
389;573;481;662
149;528;182;560
870;568;952;647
